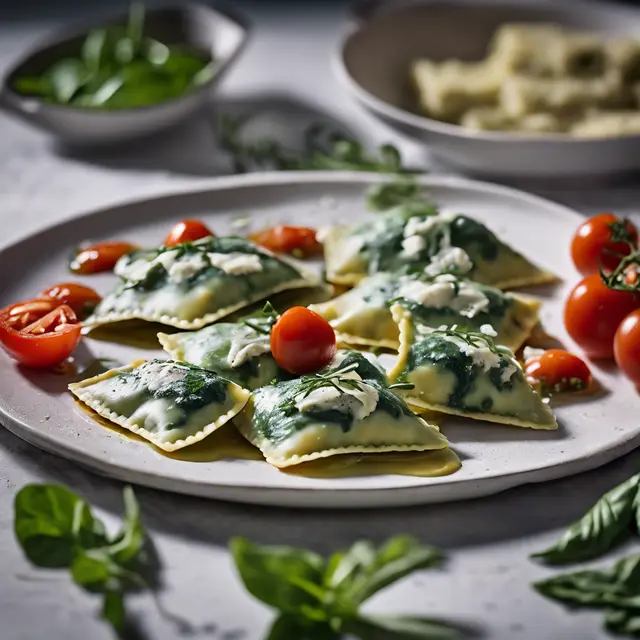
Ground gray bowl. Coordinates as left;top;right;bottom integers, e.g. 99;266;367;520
0;3;250;145
336;0;640;179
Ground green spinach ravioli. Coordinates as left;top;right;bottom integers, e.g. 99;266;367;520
233;351;453;468
322;205;555;289
388;305;557;429
158;312;280;391
85;236;318;330
310;272;540;351
69;359;250;451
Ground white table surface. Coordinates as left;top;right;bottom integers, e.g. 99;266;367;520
1;3;640;639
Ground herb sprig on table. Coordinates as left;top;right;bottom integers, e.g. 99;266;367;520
230;535;463;639
532;471;640;638
219;116;419;175
13;3;215;109
14;484;153;636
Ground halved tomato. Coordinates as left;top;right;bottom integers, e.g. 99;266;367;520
41;283;101;318
0;301;82;368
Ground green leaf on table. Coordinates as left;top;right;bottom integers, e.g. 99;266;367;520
230;537;327;615
605;608;640;637
340;535;444;606
267;614;338;640
12;75;53;97
109;486;145;565
14;484;106;567
534;552;640;610
532;473;640;565
346;614;462;639
81;29;108;73
102;590;126;633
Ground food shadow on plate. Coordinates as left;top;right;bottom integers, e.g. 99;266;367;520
53;91;366;178
439;418;566;444
86;320;176;350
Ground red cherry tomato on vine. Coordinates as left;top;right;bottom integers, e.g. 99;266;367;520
525;349;592;393
250;226;322;258
270;306;336;374
70;242;138;274
0;301;81;368
564;274;639;359
571;213;638;276
41;283;101;318
614;309;640;388
164;220;214;246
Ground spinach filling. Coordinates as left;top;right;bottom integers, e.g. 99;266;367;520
399;334;515;412
111;360;228;422
120;236;300;294
350;208;503;277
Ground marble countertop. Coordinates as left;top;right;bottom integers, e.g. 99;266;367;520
1;2;640;639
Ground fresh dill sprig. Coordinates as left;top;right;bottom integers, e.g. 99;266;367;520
431;326;512;357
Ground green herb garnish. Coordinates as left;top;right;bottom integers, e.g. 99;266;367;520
230;535;463;639
219;116;418;174
532;473;640;565
13;3;215;109
430;326;513;358
241;301;280;335
14;484;152;636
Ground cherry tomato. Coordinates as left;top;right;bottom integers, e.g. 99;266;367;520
164;220;214;247
564;274;639;359
571;213;638;275
3;299;60;331
70;242;138;275
41;283;101;318
525;349;592;393
614;309;640;388
626;267;639;287
250;226;323;258
270;306;336;374
0;302;81;368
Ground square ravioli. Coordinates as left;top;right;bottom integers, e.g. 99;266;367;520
69;359;250;451
322;205;556;290
233;352;453;468
310;272;540;351
85;236;318;329
158;311;280;391
388;305;557;430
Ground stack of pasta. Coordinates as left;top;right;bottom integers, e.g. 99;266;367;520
411;23;640;137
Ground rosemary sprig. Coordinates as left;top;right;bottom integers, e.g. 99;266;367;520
218;115;418;174
600;218;639;294
431;326;512;357
280;362;366;413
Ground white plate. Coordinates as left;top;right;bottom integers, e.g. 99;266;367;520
0;172;637;508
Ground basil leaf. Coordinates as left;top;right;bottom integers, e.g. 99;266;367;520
102;590;126;633
81;29;107;73
346;614;462;639
109;486;145;565
533;473;640;565
12;75;53;97
324;541;376;592
47;58;89;103
267;615;338;640
605;608;640;636
344;536;443;606
534;553;640;610
230;537;327;614
14;484;106;567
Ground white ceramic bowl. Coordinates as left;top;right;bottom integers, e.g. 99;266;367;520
335;0;640;179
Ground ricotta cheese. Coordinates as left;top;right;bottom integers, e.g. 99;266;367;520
295;374;379;422
138;362;188;393
398;275;489;317
227;336;271;368
168;252;208;283
424;246;473;276
207;252;263;275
